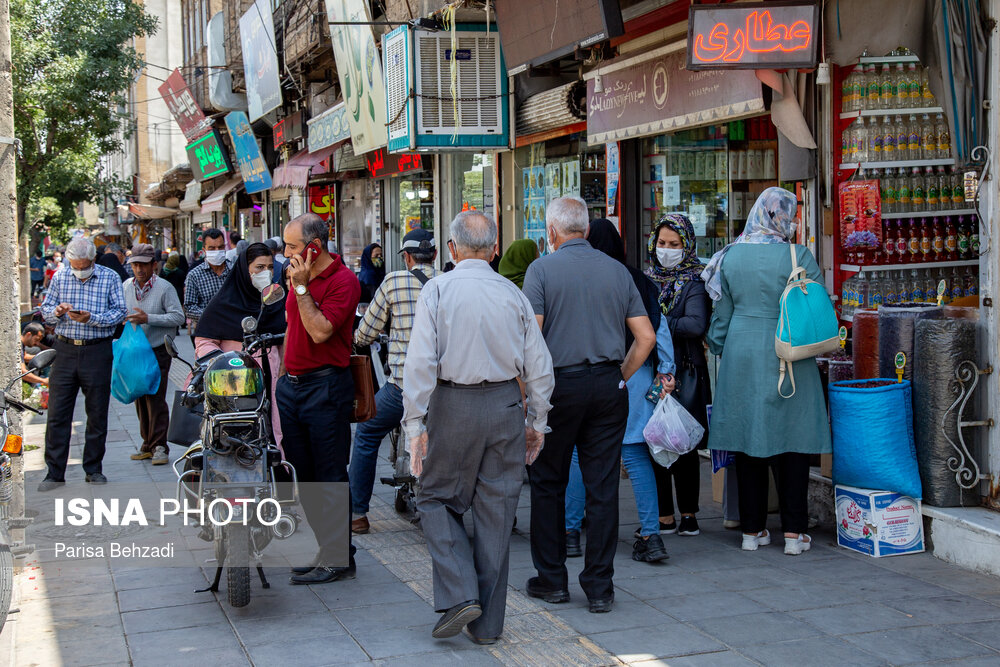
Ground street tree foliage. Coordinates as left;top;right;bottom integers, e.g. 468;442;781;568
12;0;158;236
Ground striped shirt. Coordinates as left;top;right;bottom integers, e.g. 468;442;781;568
41;264;127;340
354;264;438;387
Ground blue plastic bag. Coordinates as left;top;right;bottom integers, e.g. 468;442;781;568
829;379;922;499
711;449;735;473
111;324;161;404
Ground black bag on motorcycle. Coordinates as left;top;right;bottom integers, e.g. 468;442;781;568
166;390;202;446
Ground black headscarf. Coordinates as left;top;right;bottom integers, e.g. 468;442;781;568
194;243;286;340
587;219;661;331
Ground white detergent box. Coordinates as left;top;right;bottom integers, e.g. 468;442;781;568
835;485;925;557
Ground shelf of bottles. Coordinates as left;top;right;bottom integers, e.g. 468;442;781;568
839;107;944;120
882;208;975;219
840;263;980;321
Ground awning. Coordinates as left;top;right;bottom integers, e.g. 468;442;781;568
200;177;244;214
516;81;586;137
272;145;339;189
118;203;179;220
179;180;202;212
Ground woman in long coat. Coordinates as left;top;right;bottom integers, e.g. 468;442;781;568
703;187;831;556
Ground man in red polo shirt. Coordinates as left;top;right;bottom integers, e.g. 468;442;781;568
278;213;361;584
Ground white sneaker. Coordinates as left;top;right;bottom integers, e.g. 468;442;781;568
741;530;770;551
151;446;169;466
784;533;812;555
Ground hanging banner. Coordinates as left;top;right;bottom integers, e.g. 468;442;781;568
185;130;232;182
587;49;764;145
240;0;283;121
605;142;620;223
308;102;352;152
158;69;210;142
326;0;388;154
224;111;272;194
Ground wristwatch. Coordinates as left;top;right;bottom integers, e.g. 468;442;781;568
294;284;308;296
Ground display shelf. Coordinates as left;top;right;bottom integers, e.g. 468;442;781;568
859;55;921;64
839;106;944;120
839;158;955;170
840;259;979;274
882;209;977;219
581;171;606;175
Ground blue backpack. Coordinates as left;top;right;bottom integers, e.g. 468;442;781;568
775;244;840;398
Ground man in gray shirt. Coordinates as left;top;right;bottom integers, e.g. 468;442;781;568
403;211;554;644
123;244;185;465
521;196;655;614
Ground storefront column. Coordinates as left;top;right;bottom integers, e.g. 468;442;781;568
500;151;517;247
984;0;1000;508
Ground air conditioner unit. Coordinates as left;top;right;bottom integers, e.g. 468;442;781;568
383;24;510;153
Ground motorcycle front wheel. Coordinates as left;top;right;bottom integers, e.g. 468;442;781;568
224;524;251;608
0;530;12;634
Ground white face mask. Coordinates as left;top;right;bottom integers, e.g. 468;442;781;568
656;247;685;269
72;266;94;281
251;269;272;292
205;250;227;266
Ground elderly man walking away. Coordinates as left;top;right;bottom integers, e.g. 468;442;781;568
403;211;555;644
522;196;656;614
38;237;128;490
123;244;185;466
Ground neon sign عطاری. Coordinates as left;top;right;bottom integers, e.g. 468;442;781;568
687;2;819;70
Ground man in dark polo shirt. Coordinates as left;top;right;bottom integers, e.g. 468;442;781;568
278;213;361;584
521;196;656;613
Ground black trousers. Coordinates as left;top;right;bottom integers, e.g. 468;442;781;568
276;368;356;564
44;339;113;480
653;448;701;516
135;345;171;454
734;452;810;534
528;365;627;601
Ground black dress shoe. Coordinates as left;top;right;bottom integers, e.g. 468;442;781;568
566;530;582;558
431;600;481;638
289;558;356;585
463;626;499;645
290;556;318;575
525;576;570;604
37;477;65;492
85;473;108;485
588;596;614;613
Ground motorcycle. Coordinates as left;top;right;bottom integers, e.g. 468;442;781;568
0;348;56;633
165;284;299;608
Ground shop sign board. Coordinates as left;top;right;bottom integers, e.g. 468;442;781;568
687;2;819;70
586;49;764;145
365;148;424;179
309;184;336;223
158;69;210;142
186;130;232;182
224;111;272;194
308;102;352;152
274;110;306;150
326;0;388;154
239;0;283;121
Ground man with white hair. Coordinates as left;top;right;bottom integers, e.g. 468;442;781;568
521;196;656;614
402;211;554;644
38;237;128;490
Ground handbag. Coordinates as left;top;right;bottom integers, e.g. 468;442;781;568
350;355;377;422
775;244;840;398
166;390;202;446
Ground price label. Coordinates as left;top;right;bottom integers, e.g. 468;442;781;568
839;326;848;350
894;351;906;383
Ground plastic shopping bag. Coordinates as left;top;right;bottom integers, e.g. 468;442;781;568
711;449;736;473
111;324;161;404
643;394;705;457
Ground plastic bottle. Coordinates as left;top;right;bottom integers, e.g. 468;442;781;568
935;114;950;160
957;215;971;259
920;67;935;104
841;122;852;161
882;219;896;262
907;218;922;262
894;220;909;261
921;114;936;160
910;269;926;303
894;63;908;109
950;267;964;301
857;272;870;310
907;63;921;101
898;270;912;302
866;64;880;110
881;116;896;161
870;119;884;161
944;216;958;261
924;270;938;303
930;216;945;261
880;170;896;214
850;64;866;112
879;64;894;109
894;115;909;161
841;275;853;318
963;267;979;297
970;216;980;257
950;166;965;208
897;168;912;212
841;68;854;113
910;167;926;211
884;272;899;305
919;216;932;262
925;166;940;210
907;114;921;157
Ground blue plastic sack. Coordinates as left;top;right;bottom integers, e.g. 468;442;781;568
711;449;735;473
829;379;922;499
111;324;161;404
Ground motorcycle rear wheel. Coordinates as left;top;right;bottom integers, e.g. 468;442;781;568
224;525;251;608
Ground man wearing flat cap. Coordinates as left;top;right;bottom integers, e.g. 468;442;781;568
349;228;439;534
123;243;185;465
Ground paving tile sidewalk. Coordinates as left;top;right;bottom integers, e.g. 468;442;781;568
2;335;1000;666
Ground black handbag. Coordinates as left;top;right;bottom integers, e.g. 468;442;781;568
166;390;202;447
673;356;709;448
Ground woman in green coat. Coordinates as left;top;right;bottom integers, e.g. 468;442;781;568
702;187;832;556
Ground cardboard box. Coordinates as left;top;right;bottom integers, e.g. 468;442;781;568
835;485;924;557
712;468;724;504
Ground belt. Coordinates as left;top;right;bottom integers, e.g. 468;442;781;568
437;379;516;389
56;335;112;347
554;360;621;375
285;365;346;384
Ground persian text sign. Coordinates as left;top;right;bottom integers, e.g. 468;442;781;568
186;130;231;182
687;2;819;70
308;103;351;152
224;111;272;195
365;148;424;179
158;69;209;142
240;0;283;121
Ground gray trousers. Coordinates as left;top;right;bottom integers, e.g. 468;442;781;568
416;380;524;639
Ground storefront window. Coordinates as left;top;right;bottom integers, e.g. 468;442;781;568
339;179;381;273
455;153;494;219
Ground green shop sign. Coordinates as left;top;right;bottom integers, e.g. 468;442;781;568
186;130;232;182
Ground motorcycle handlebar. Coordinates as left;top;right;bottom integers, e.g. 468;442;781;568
4;394;41;415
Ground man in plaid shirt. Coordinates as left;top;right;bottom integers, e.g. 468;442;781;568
38;237;127;490
183;228;230;331
349;229;438;534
